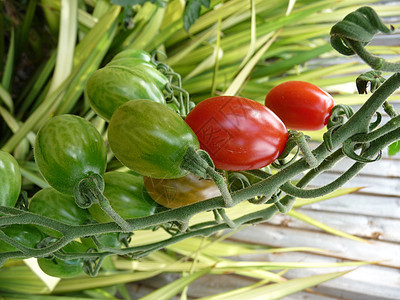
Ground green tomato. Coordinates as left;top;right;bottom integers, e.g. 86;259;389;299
108;100;200;179
37;241;87;278
34;114;107;195
88;171;157;223
29;188;90;237
112;49;152;62
0;224;44;253
0;150;21;207
86;66;165;121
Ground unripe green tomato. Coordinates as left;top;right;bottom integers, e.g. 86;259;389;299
37;241;87;278
86;66;165;121
112;49;152;62
143;174;221;209
29;188;90;237
34;114;107;195
108;100;200;179
88;171;157;223
0;150;21;207
0;224;44;253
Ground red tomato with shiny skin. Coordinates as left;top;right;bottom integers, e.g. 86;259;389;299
265;81;335;131
185;96;288;171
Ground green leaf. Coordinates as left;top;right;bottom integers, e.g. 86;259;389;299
288;209;367;243
388;141;400;156
111;0;163;6
138;267;212;300
183;0;211;31
198;270;353;300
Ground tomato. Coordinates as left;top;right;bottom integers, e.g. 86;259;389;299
86;66;166;122
264;81;335;131
112;49;152;62
88;171;157;223
108;100;200;178
86;48;169;122
29;188;91;237
185;96;288;171
0;150;21;207
34;114;107;195
143;174;221;208
37;241;87;278
0;225;44;253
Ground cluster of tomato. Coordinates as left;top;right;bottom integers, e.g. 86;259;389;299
0;49;335;278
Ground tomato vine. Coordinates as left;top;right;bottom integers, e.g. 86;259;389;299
0;7;399;278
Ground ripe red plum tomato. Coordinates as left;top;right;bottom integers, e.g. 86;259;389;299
185;96;288;171
264;81;335;131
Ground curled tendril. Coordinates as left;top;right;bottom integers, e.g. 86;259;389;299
271;138;299;169
83;248;104;277
330;6;394;56
228;172;251;191
328;105;354;129
369;112;382;131
324;105;354;151
356;70;386;94
342;139;382;163
74;174;105;209
119;232;134;248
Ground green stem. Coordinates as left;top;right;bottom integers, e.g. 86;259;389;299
74;175;132;232
290;130;318;168
346;39;400;72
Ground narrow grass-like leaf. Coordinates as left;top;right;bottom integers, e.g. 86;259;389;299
2;27;14;91
288;209;368;243
15;0;38;61
54;270;163;293
138;267;212;300
16;51;56;117
197;270;353;300
224;31;279;96
48;0;77;94
0;83;13;112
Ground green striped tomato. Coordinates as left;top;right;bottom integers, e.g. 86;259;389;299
34;115;107;195
0;150;21;207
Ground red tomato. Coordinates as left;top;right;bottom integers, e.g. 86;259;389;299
265;81;335;131
185;96;288;171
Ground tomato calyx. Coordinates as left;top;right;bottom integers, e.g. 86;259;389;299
180;146;233;208
74;174;131;232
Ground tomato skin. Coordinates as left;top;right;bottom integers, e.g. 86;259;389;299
34;114;107;195
88;171;157;223
86;66;166;121
264;81;335;131
37;241;87;278
108;100;200;179
143;174;221;209
29;188;90;236
185;96;288;171
112;49;152;62
0;225;44;253
0;150;21;207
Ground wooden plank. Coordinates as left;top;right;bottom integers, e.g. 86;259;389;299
295;193;400;219
304;172;400;196
268;208;400;242
331;157;400;178
251;252;400;300
229;224;400;268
